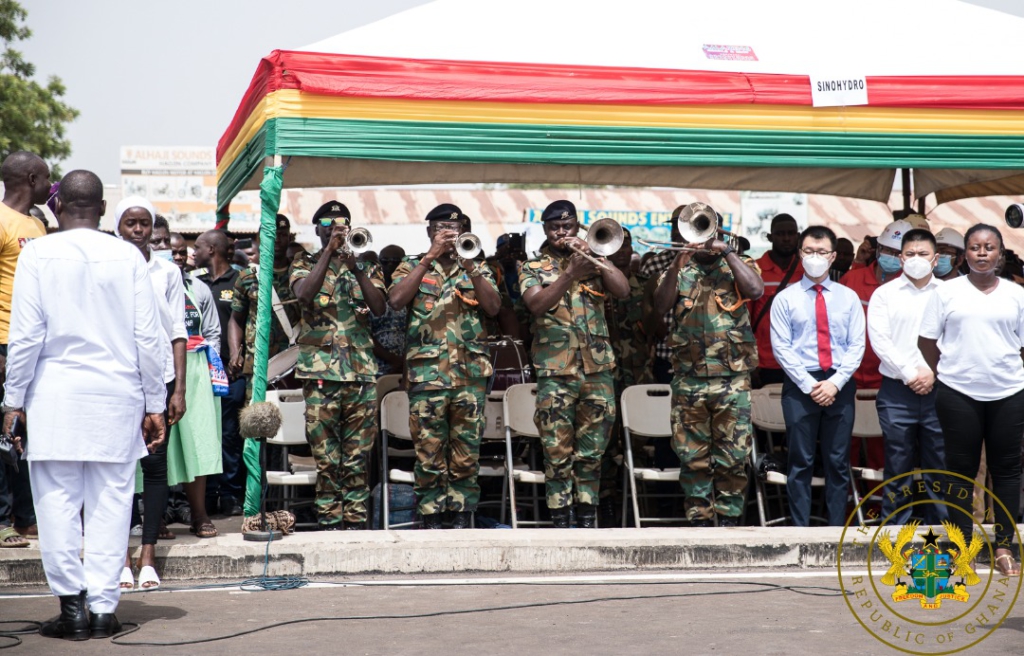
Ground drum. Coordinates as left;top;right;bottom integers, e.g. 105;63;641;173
485;336;533;393
267;345;299;389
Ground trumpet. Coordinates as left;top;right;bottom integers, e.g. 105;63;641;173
635;202;739;252
344;227;373;255
561;218;624;271
455;232;482;260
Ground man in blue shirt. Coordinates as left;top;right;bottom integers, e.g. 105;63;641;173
770;225;865;526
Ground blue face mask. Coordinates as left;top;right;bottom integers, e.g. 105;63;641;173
934;254;954;277
877;253;902;274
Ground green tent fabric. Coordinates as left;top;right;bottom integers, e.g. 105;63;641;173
243;163;284;516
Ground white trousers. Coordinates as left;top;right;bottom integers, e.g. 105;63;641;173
29;460;135;614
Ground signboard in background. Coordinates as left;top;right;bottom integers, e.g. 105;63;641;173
809;74;868;107
120;146;261;232
523;208;735;256
736;192;809;255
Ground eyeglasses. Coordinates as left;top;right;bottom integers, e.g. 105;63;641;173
801;248;834;257
318;218;348;228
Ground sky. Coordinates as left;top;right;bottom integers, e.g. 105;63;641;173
18;0;428;182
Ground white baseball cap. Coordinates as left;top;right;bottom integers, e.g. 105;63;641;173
877;220;914;250
934;227;965;251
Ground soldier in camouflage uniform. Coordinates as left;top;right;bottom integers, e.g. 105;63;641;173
227;214;300;399
388;204;501;529
290;201;387;530
652;207;764;526
599;229;651;525
520;200;631;528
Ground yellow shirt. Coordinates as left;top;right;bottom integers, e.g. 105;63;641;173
0;203;46;342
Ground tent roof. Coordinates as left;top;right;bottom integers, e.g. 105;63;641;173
217;0;1024;209
302;0;1024;76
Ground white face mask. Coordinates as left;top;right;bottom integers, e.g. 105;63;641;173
902;255;934;280
802;254;830;279
151;248;174;262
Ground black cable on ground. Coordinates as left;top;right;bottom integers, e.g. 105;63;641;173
0;620;40;650
104;580;843;647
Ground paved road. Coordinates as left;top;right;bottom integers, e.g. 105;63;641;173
2;571;1021;655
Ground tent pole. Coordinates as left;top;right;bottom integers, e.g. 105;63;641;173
242;154;285;517
917;196;926;215
901;168;912;212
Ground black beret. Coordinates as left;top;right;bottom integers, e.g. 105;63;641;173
275;214;291;230
311;201;351;223
425;203;467;223
541;200;577;222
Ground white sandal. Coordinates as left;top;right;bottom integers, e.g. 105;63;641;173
138;565;161;590
119;566;135;592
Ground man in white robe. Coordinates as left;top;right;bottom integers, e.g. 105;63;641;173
3;170;167;640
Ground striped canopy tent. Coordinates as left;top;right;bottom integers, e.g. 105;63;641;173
217;0;1024;513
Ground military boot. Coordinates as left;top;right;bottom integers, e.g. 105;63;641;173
550;507;571;528
450;512;472;529
421;513;444;529
39;590;90;641
598;497;617;527
577;504;598;528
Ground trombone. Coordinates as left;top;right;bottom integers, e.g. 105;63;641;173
635;202;739;252
560;218;624;271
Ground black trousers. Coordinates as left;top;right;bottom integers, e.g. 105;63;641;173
781;370;855;527
935;382;1024;551
138;382;175;545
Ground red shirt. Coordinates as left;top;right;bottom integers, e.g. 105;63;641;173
749;252;803;371
839;264;898;390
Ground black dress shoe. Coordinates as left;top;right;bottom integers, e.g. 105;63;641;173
576;504;598;528
39;591;90;641
550;507;571;529
89;613;122;639
450;512;472;529
421;513;444;529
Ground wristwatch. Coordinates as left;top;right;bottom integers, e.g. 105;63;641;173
721;245;735;257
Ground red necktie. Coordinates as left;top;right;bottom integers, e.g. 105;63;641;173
813;284;833;370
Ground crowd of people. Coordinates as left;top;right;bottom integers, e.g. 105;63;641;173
1;149;1022;640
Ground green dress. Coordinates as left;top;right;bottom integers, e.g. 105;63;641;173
166;284;223;486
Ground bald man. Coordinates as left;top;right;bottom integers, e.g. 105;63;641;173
194;230;246;516
0;151;49;548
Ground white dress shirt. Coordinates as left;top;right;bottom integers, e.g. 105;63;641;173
147;252;187;383
4;230;167;463
867;273;942;383
770;275;866;394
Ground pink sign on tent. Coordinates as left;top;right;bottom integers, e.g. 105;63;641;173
702;44;758;61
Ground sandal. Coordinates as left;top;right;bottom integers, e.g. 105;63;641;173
138;565;161;590
0;525;29;548
157;523;176;540
994;550;1020;577
120;566;135;591
190;520;218;539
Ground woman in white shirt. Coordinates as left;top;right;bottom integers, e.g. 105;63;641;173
919;224;1024;577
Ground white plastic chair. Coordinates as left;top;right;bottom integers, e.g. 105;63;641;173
379;390;418;529
620;385;677;527
849;388;882;524
265;390;316;526
502;384;547;528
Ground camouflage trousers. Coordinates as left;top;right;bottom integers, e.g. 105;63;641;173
671;374;752;520
535;370;616;509
409;384;486;516
302;379;377;526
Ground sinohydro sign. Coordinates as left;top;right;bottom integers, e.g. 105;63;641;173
815;78;866;92
837;470;1022;654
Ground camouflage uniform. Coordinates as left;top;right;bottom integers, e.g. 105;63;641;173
661;255;760;521
520;245;617;509
393;256;498;516
600;273;651;501
290;253;385;526
231;264;300;398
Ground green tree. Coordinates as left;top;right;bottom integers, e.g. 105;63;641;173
0;0;78;173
